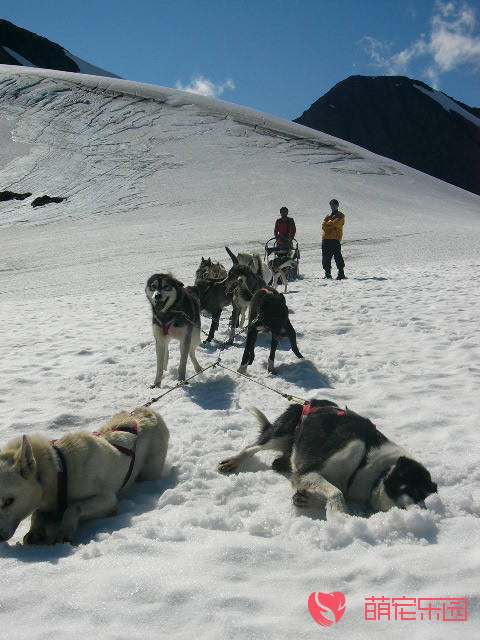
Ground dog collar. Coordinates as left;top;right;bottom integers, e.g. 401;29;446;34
371;466;392;493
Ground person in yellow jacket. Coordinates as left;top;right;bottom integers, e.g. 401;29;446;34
322;198;346;279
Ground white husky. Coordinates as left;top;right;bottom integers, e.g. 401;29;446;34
0;407;169;545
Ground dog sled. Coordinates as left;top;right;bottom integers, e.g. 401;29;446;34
264;237;300;281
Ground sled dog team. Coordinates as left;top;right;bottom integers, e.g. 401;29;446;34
0;247;437;545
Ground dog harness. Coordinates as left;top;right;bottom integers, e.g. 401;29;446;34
50;421;139;516
301;402;346;419
161;320;175;336
50;443;68;516
92;422;139;489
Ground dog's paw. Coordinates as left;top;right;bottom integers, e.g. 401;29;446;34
23;529;48;545
292;490;314;508
150;382;162;389
217;457;241;474
55;532;75;545
326;495;348;514
267;359;277;375
272;456;291;474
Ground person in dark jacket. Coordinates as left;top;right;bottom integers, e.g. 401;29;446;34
322;198;346;279
274;206;296;250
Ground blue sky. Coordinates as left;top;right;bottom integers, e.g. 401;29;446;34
2;0;479;118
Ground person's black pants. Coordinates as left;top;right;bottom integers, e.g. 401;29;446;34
322;239;345;275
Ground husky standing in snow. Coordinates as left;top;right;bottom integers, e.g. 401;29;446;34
194;257;237;344
237;286;303;374
218;399;437;514
225;245;273;286
226;263;266;332
145;273;203;387
269;253;297;293
0;408;169;544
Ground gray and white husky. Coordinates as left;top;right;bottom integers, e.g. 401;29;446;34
218;399;437;514
269;254;297;293
145;273;202;387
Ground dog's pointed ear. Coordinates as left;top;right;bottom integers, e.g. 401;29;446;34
15;435;36;479
396;456;410;471
225;246;239;265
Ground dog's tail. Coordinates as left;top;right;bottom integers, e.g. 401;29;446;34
249;406;270;429
285;321;303;359
225;246;239;265
249;406;273;443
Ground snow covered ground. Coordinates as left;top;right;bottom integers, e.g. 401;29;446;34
0;65;479;639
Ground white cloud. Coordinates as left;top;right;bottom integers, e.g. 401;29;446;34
175;76;235;98
361;1;480;86
430;3;480;71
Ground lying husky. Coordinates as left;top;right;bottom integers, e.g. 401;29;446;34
0;408;169;544
146;273;202;387
218;400;437;514
239;286;303;374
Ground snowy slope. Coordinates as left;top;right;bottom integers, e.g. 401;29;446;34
0;65;479;640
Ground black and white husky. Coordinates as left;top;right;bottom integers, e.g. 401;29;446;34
145;273;202;387
238;286;303;374
218;399;437;514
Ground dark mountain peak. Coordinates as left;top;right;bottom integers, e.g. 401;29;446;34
0;19;117;77
295;75;480;196
0;19;79;72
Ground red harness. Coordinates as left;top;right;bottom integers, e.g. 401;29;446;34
161;321;174;336
93;422;139;488
301;402;346;419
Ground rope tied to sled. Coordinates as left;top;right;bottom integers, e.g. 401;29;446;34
213;361;307;405
143;358;221;407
